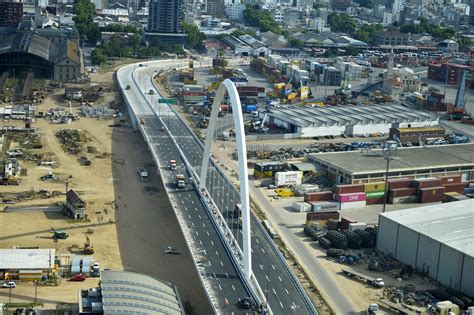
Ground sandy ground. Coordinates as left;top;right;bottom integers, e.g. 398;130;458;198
0;69;211;314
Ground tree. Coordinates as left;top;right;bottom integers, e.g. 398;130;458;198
243;5;284;35
353;24;383;44
73;0;101;45
327;13;356;34
458;37;473;52
400;17;455;40
288;37;304;48
91;48;106;65
181;22;206;50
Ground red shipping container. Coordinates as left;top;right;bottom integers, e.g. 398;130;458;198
418;186;445;203
366;197;385;205
304;191;334;202
387;178;413;189
335;184;364;194
443;182;468;194
340;217;357;230
389;188;417;197
336;192;367;203
414;178;442;189
306;211;339;221
437;175;462;185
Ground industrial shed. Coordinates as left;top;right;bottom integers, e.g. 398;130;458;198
377;199;474;297
79;270;185;314
0;248;55;280
265;104;438;137
308;143;474;184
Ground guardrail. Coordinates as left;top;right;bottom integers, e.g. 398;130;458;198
117;64;218;313
150;69;317;315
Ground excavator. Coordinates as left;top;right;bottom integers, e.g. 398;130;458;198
82;235;94;255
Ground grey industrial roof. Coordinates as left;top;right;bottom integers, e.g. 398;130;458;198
0;249;56;269
100;270;184;315
309;143;474;175
291;162;316;172
269;104;436;128
0;32;57;63
380;199;474;256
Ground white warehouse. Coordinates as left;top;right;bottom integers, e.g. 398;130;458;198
377;199;474;297
265;104;438;137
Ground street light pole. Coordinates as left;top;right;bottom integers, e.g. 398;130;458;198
382;140;398;213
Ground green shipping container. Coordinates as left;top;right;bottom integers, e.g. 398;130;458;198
366;191;385;199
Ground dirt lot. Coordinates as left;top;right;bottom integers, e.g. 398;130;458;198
0;69;211;314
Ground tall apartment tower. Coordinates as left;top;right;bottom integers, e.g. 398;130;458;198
470;0;474;26
0;0;23;28
206;0;226;17
148;0;182;33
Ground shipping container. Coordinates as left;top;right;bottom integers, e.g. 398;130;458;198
348;222;367;232
437;175;462;185
443;182;468;194
306;211;339;222
366;196;385;205
311;201;340;212
340;200;366;210
414;178;442;189
336;192;367;203
366;191;385;199
363;182;386;193
389;195;417;204
335;184;364;194
389;187;417;197
304;191;334;202
274;171;303;187
340;217;357;230
442;192;470;203
417;186;445;203
292;202;312;212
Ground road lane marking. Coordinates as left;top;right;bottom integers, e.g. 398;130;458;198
215;251;219;256
226;273;229;278
285;289;289;295
271;265;275;270
211;241;214;246
280;301;284;309
261;248;265;253
220;261;224;267
232;285;235;291
213;273;216;278
260;264;263;270
273;288;277;295
278;276;282;282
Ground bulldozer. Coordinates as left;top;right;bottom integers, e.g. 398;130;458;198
83;235;94;255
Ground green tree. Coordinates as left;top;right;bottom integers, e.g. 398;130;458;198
91;48;106;65
181;22;206;50
458;37;473;51
288;37;304;48
353;23;383;44
73;0;101;45
327;13;356;34
243;5;284;35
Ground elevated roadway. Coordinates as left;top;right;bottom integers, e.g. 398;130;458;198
118;59;317;314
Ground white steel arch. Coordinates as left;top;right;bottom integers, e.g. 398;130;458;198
199;79;252;280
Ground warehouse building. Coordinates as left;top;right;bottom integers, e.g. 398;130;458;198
0;248;55;280
265;104;438;137
79;270;184;314
308;143;474;184
377;199;474;297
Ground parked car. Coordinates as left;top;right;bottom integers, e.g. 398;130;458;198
70;274;86;281
2;281;16;288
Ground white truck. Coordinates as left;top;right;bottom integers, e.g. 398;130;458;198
176;174;185;188
170;160;177;170
137;167;149;182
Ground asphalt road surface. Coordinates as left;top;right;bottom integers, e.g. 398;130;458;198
117;61;255;314
126;61;317;314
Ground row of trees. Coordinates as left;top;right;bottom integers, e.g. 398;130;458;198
73;0;101;45
327;13;458;44
243;5;288;36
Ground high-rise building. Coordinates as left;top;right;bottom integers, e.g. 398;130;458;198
470;0;474;26
226;0;245;21
0;0;23;28
148;0;182;33
206;0;225;17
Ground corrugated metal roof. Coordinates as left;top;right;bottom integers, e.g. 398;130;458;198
0;249;55;269
380;199;474;256
291;163;316;172
100;270;184;315
268;103;436;128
